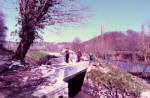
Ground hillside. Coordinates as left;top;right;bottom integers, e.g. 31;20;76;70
82;30;150;54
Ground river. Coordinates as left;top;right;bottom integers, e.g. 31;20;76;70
105;59;150;72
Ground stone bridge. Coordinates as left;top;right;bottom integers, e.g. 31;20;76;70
32;61;89;98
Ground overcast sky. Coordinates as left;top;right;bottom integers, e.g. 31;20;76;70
1;0;150;42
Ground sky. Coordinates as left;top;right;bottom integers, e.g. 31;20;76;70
1;0;150;42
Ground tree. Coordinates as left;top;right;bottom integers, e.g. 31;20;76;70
72;37;81;52
14;0;89;61
125;30;142;51
0;11;7;48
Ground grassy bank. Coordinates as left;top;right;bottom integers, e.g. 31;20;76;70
27;50;49;61
86;59;150;96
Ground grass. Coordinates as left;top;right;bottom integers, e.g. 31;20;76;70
27;50;49;61
87;58;150;96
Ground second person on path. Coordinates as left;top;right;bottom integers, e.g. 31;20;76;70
65;48;70;63
76;49;82;62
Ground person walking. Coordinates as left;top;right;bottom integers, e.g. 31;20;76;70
89;53;93;64
76;49;82;62
65;48;70;63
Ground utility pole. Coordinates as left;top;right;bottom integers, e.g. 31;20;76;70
101;22;105;36
100;22;105;59
141;23;148;72
141;23;145;49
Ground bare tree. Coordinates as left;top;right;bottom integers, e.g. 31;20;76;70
125;30;142;51
71;37;81;52
13;0;89;61
140;24;150;72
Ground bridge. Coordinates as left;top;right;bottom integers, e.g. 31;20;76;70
32;61;89;98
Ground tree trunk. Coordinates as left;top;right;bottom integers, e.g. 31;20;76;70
14;39;33;61
13;28;35;61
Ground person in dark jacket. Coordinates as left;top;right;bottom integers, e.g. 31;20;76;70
89;53;93;64
65;48;70;63
76;49;82;62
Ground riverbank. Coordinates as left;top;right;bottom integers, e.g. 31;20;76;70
105;59;150;83
80;60;150;98
130;72;150;83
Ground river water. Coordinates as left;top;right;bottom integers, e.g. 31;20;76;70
105;59;150;72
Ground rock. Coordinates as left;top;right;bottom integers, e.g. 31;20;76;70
38;65;55;77
87;65;92;72
9;60;24;69
99;67;110;73
48;57;64;65
49;79;57;84
22;76;28;84
40;55;58;65
141;91;150;98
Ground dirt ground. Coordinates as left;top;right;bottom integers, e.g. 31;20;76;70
0;48;47;98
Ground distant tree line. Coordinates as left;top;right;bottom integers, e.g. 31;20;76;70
81;30;150;60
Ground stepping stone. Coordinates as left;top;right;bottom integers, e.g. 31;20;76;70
141;91;150;98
